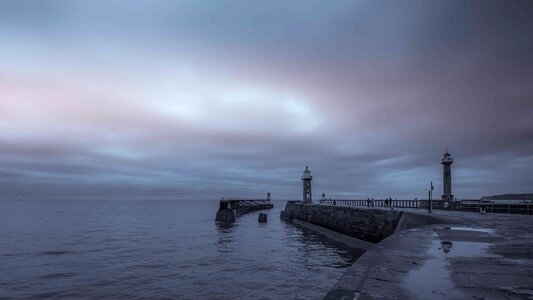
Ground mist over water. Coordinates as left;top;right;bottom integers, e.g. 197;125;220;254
0;199;364;299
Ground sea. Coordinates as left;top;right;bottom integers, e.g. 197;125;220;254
0;199;365;299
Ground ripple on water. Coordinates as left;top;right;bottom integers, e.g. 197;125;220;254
38;251;76;256
38;272;77;280
0;200;364;299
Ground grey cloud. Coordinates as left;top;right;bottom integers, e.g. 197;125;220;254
0;0;532;200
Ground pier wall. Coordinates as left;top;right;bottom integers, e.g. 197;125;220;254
215;201;273;222
280;202;452;299
281;201;446;244
281;202;401;243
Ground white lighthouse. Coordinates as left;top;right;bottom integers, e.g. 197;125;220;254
301;166;313;204
441;150;454;201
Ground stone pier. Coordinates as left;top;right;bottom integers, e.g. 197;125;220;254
215;198;273;222
280;202;533;299
280;201;443;244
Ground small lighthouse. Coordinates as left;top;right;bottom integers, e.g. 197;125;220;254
301;166;313;204
441;149;454;201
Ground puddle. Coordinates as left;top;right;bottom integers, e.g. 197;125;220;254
403;237;496;299
443;227;495;234
441;241;500;258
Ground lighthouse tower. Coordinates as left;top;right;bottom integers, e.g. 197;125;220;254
441;150;454;201
301;166;313;204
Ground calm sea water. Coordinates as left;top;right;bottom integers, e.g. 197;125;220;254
0;199;364;299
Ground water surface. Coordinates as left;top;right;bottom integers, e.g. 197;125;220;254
0;199;364;299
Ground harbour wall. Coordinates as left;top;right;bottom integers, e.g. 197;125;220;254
281;201;401;243
216;201;273;222
280;201;446;244
280;201;450;299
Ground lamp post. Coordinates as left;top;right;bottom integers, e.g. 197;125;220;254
428;181;434;213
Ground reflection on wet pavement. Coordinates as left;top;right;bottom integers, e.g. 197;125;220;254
403;236;465;299
445;226;495;234
442;241;500;258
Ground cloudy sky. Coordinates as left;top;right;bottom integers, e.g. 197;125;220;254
1;0;532;200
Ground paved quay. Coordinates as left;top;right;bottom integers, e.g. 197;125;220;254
325;206;533;300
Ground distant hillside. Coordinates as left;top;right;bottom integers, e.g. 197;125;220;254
482;193;533;200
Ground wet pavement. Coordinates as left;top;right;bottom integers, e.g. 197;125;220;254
325;208;533;299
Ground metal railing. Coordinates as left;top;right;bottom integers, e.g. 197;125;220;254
220;197;270;201
319;199;421;208
219;198;272;210
451;203;532;215
318;199;533;215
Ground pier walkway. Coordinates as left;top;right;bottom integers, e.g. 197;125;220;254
324;205;533;299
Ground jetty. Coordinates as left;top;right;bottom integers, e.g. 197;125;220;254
280;202;533;299
215;193;273;222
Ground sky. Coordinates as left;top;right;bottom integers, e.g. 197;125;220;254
1;0;532;200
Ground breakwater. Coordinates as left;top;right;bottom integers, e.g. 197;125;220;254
280;202;533;299
280;201;444;244
280;201;451;299
281;201;400;243
215;198;273;222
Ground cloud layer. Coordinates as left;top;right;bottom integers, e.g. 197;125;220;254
1;0;532;200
